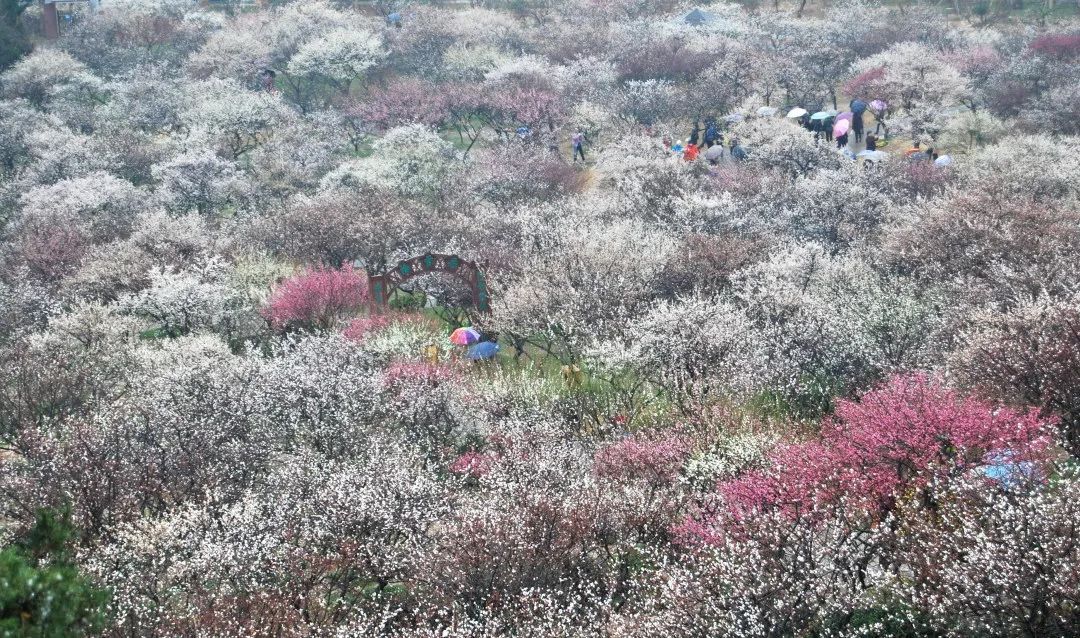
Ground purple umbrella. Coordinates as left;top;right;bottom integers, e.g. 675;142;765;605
836;111;854;122
870;99;887;113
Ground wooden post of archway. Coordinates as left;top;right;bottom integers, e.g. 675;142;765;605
42;1;59;39
368;253;489;314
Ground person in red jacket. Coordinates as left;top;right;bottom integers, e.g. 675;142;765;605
683;140;699;161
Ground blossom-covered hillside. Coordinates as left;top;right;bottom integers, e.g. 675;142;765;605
1;0;1079;636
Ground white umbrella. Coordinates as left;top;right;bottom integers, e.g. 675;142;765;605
934;154;954;166
786;107;807;118
856;150;888;161
757;106;778;117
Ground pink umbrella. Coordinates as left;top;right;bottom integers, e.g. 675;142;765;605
836;111;854;122
833;118;851;137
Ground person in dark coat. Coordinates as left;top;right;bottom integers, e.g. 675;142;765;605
851;113;864;142
836;131;849;148
849;99;867;142
823;116;834;143
865;133;877;151
703;121;719;148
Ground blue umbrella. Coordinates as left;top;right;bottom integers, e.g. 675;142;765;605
467;341;500;360
683;8;718;25
981;452;1035;489
850;99;867;115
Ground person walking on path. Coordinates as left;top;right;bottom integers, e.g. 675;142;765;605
836;130;849;149
571;130;586;163
865;133;877;151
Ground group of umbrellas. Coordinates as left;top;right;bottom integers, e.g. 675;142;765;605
724;99;957;168
449;327;500;360
785;107;855;137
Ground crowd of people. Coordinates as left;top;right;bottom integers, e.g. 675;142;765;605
584;97;954;169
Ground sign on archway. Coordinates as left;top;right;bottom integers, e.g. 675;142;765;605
368;253;489;313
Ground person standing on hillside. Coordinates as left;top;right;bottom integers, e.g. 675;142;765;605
704;120;719;148
849;99;867;143
571;130;586;163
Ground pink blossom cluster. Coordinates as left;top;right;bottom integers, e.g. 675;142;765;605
842;66;886;99
449;450;498;478
263;264;367;331
382;360;457;389
594;433;691;485
1027;33;1080;60
341;314;394;342
718;374;1055;522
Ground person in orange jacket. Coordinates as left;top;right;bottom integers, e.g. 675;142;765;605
683;140;699;161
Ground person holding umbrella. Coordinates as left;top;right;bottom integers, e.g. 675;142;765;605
849;98;867;143
870;100;888;136
836;128;849;149
833;116;851;148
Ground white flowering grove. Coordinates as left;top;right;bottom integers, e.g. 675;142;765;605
0;0;1079;636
